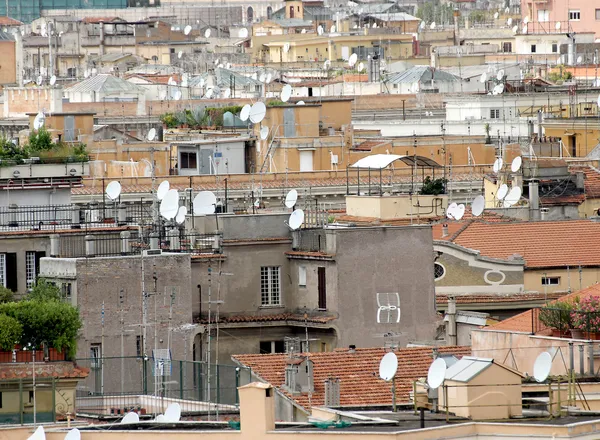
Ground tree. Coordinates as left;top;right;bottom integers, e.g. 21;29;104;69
26;127;55;153
27;279;63;302
0;287;13;304
0;315;22;351
0;137;29;163
420;176;447;195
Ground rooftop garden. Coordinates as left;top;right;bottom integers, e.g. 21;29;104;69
161;105;244;129
539;296;600;339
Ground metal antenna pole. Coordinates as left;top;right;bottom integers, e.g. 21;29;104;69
207;263;212;419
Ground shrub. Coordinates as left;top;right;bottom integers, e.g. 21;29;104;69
0;286;13;304
420;176;447;195
571;296;600;333
27;279;63;302
539;300;575;332
0;314;22;351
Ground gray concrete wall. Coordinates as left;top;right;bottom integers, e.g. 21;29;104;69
220;213;291;240
0;188;71;207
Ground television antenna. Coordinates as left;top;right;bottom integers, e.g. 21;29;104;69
193;191;217;215
287;209;304;230
159;189;179;220
285;189;298;208
156;180;170;201
105;181;121;201
379;352;399;411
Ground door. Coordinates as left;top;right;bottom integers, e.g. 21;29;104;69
283;107;296;137
299;150;313;171
64;115;75;141
570;135;577;157
318;267;326;309
200;149;213;174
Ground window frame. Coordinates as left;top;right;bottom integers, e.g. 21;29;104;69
541;276;560;286
261;266;281;306
568;10;581;21
298;265;307;287
434;262;446;280
490;109;501;119
180;151;198;169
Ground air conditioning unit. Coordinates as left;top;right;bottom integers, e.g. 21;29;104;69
143;249;162;256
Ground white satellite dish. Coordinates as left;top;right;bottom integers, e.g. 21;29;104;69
147;127;157;141
419;21;425;31
223;88;231;98
167;76;175;86
204;28;211;38
555;21;561;30
297;101;305;105
259;72;266;83
504;186;522;206
323;59;331;70
105;181;121;201
36;75;43;86
91;68;97;76
240;104;251;122
285;189;298;208
497;184;509;200
372;22;377;28
597;94;600;108
288;209;304;230
511;156;522;172
505;6;510;13
33;112;45;130
283;42;290;53
507;17;512;26
577;56;583;64
260;126;269;140
249;101;267;123
497;69;504;80
240;28;248;38
175;206;187;224
177;51;183;59
193;191;217;215
378;352;398;381
480;72;487;83
121;412;140;424
430;21;436;30
454;204;465;220
157;180;170;200
492;158;504;173
281;84;292;102
172;88;182;100
446;202;458;219
251;73;257;80
317;25;323;35
163;402;182;422
330;25;336;33
184;25;192;35
160;189;180;220
523;16;529;24
155;414;167;422
50;75;56;86
494;12;499;19
472;195;485;217
348;53;358;67
512;25;518;34
64;428;81;440
522;24;528;33
357;62;365;72
266;73;272;83
84;69;90;79
205;88;214;99
301;28;306;33
40;23;47;37
27;426;45;440
533;352;552;382
427;358;446;389
497;83;505;94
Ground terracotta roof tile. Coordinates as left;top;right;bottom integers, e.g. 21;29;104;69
0;362;89;380
199;312;336;324
0;16;23;26
436;292;564;305
233;346;470;410
449;219;600;268
285;251;334;258
82;17;121;23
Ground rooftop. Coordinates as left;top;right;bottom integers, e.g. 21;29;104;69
66;74;145;94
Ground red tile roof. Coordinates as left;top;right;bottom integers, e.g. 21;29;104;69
200;312;336;325
82;17;122;23
0;362;89;380
0;16;23;26
233;346;470;411
449;220;600;269
436;292;564;306
577;166;600;199
539;194;585;206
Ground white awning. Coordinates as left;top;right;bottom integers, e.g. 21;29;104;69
349;154;442;169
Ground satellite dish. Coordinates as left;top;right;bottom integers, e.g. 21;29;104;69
157;180;170;200
494;12;499;19
281;84;292;102
147;127;157;141
511;156;522;172
330;25;336;33
27;426;45;440
297;101;305;105
497;69;504;80
523;16;529;24
36;75;43;86
577;56;583;64
105;181;121;201
512;25;518;34
454;204;465;220
378;352;398;381
204;28;211;38
50;75;56;86
472;195;485;217
357;62;365;72
121;412;140;424
555;21;561;30
323;59;331;70
205;88;214;99
522;24;528;33
497;184;509;200
155;414;167;422
505;6;510;13
301;29;306;33
285;189;298;208
251;73;257;80
260;126;269;140
507;17;512;26
419;21;425;31
168;76;175;86
317;25;323;35
184;25;192;35
430;21;436;30
64;428;81;440
497;83;505;94
266;73;272;83
163;402;182;422
493;158;504;173
249;102;267;123
259;72;266;83
175;205;187;224
597;94;600;108
240;104;251;122
288;209;304;230
91;68;97;76
172;88;182;100
177;51;183;59
446;202;458;219
240;28;248;38
504;186;522;206
283;42;290;53
33;112;45;130
427;358;446;389
348;53;358;67
480;72;487;83
533;352;552;382
223;88;231;98
84;69;90;78
193;191;217;215
160;189;180;220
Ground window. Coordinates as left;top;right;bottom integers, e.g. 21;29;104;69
318;267;326;309
259;340;285;353
25;251;45;289
542;276;560;286
180;152;197;169
537;9;549;22
261;266;281;306
502;42;512;53
29;391;34;403
298;266;306;286
552;43;558;53
596;9;600;20
289;6;294;18
569;10;580;21
490;109;501;119
530;44;537;53
90;344;101;369
0;253;17;292
434;263;445;280
61;283;72;301
136;335;144;357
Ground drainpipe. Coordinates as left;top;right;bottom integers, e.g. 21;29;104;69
99;21;105;56
529;180;540;221
453;9;460;46
446;296;457;346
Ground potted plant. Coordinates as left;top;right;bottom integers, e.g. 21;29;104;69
571;296;600;339
539;300;574;337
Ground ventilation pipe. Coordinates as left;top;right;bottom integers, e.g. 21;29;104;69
442;223;449;238
453;9;460;46
446;296;457;346
529;180;540;221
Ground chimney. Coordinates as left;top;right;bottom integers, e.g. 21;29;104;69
575;171;585;189
324;378;341;407
239;383;275;436
445;296;457;346
528;180;540;221
348;344;356;353
442;223;449;238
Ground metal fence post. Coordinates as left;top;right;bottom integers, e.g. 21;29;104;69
216;364;220;405
588;341;595;376
235;368;240;407
580;344;585;376
180;361;184;400
143;358;148;395
52;378;56;423
19;379;23;425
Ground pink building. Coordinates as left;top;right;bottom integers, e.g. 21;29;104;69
522;0;600;36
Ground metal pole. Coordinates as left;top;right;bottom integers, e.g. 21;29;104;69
33;349;36;426
588;340;594;375
392;376;396;412
579;344;585;376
